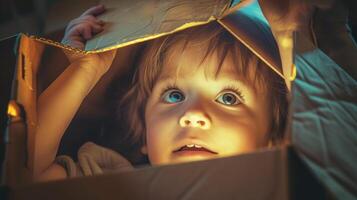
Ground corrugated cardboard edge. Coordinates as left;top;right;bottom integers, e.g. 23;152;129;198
30;18;220;54
217;19;285;79
27;0;237;54
83;16;221;53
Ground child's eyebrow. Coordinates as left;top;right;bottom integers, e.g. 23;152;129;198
157;73;247;86
220;78;260;94
156;74;177;84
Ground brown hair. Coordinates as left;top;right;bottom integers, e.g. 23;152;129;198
113;21;287;164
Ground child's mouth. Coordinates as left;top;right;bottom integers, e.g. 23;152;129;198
173;144;218;156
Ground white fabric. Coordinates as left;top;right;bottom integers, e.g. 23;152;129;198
56;142;133;177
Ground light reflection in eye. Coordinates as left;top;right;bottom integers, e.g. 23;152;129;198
216;92;241;106
162;89;185;104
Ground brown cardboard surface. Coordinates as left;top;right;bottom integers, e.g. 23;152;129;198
15;35;45;178
2;147;327;200
1;34;45;185
85;0;231;52
218;12;283;78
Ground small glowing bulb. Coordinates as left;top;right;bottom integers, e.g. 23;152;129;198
279;36;292;48
7;101;20;118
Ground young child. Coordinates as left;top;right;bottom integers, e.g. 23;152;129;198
33;4;288;181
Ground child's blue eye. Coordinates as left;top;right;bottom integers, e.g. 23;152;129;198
162;90;185;104
216;92;241;106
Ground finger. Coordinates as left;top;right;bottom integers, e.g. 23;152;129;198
67;16;98;30
97;19;105;25
63;23;103;49
62;35;85;49
69;39;85;49
79;22;105;39
69;23;93;41
66;17;104;33
80;25;93;40
82;22;104;35
77;20;103;31
81;4;105;17
66;20;103;36
91;24;104;34
79;15;100;22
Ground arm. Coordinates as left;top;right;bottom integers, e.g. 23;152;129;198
32;5;116;181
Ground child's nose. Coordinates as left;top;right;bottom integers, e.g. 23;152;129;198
179;112;211;130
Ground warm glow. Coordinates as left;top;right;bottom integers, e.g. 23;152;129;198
279;36;292;48
7;101;20;118
144;41;272;165
290;64;297;81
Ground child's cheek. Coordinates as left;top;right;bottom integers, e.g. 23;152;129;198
205;100;269;149
145;104;183;164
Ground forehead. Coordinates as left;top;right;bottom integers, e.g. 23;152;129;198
160;40;239;81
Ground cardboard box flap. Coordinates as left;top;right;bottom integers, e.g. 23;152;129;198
218;1;283;78
85;0;232;52
28;0;284;79
26;0;236;54
2;34;47;186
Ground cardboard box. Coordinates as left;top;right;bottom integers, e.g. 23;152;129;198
0;0;328;199
1;147;327;200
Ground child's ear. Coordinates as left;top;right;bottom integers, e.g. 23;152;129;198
141;145;148;155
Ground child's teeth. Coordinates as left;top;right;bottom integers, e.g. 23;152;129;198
185;144;203;148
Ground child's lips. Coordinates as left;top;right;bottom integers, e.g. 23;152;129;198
172;144;218;155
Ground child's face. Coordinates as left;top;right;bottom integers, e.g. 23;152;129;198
144;42;272;165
